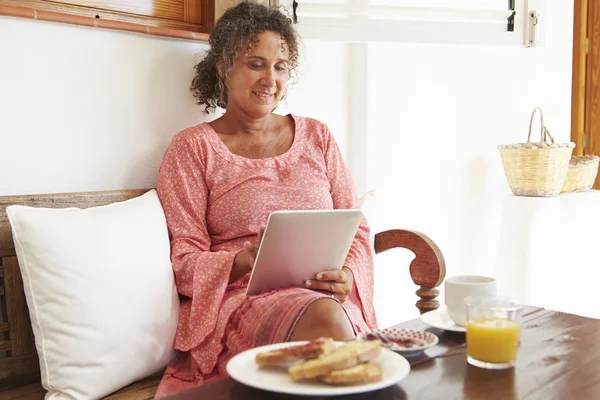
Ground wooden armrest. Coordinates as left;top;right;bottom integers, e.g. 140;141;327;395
374;229;446;315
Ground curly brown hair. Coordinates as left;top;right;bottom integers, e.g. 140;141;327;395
191;2;300;114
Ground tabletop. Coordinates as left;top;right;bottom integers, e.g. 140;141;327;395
164;306;600;400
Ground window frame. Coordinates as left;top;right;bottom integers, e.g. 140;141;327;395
0;1;279;42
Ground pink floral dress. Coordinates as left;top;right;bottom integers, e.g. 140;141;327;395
154;114;377;397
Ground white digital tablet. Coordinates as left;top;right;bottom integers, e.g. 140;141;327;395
246;209;363;296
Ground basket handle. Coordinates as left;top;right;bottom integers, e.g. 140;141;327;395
527;107;555;144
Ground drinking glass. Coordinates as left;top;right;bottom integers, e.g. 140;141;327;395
465;296;523;369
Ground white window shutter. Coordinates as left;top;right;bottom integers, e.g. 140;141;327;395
279;0;543;47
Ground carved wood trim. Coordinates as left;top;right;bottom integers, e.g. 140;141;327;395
374;229;446;314
0;2;210;42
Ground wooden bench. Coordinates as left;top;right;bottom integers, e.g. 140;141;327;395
0;189;446;399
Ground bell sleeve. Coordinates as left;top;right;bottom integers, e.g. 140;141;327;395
157;134;240;350
323;127;378;329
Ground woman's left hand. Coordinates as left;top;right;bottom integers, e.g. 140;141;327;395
305;267;354;302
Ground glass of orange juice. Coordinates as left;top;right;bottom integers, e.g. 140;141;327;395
465;296;523;370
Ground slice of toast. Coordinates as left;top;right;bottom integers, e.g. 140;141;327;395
255;337;335;367
318;362;382;385
288;339;382;381
331;339;382;363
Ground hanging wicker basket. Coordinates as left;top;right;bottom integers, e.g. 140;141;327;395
498;107;575;197
561;155;599;193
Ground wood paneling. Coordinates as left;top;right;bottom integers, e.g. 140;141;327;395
1;381;46;400
0;341;12;352
0;353;39;383
572;0;587;157
572;0;600;189
0;0;211;36
103;373;163;399
587;0;600;188
0;0;281;40
0;2;209;40
0;0;280;40
183;0;202;24
4;256;34;357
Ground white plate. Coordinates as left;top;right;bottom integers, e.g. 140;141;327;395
226;341;410;396
420;307;466;332
357;328;439;354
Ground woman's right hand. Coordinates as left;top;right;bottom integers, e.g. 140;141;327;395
229;226;265;283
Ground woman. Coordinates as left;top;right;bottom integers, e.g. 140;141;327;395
155;3;377;396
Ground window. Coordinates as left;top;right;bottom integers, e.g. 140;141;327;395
281;0;542;47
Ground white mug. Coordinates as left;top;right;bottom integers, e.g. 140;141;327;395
445;275;496;326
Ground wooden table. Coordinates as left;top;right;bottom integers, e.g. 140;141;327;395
164;307;600;400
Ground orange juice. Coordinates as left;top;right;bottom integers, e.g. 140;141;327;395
466;318;520;363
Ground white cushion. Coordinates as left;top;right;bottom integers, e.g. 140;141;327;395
7;190;179;400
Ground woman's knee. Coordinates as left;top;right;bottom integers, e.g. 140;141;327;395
306;298;348;325
290;298;355;341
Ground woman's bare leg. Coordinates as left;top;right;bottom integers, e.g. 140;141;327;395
288;298;355;342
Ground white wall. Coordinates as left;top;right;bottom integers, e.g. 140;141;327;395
0;17;204;195
0;17;349;195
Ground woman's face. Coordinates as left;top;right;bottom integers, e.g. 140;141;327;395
224;30;290;117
